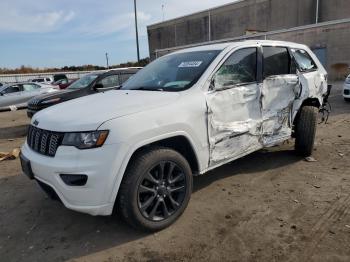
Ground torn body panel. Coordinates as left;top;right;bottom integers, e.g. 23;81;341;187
206;83;262;165
291;71;327;121
261;75;299;146
206;75;303;165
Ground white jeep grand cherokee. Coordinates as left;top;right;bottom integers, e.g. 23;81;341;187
21;40;329;231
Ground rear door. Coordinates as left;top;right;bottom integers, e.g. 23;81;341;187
206;46;263;166
261;46;299;146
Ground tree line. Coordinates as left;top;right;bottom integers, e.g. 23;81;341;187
0;58;150;74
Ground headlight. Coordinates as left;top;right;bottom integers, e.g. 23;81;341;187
62;130;109;149
41;98;61;104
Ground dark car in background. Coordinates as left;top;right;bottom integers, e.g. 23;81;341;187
27;68;141;118
53;74;68;82
52;78;77;89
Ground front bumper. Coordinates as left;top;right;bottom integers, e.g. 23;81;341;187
343;83;350;98
21;142;122;216
26;108;37;118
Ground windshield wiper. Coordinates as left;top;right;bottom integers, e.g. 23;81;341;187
131;87;164;91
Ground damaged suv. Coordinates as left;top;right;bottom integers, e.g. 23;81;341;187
21;40;329;231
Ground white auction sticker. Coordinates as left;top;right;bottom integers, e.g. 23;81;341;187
178;61;203;68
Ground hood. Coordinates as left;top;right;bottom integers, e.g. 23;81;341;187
34;89;78;103
32;90;180;131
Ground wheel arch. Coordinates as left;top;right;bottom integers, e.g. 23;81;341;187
109;132;201;206
301;97;321;108
126;135;200;175
292;97;321;126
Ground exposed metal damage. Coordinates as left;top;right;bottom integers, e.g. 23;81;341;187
206;75;301;165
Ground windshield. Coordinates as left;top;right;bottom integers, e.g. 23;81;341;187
68;74;99;90
121;50;221;91
0;85;7;92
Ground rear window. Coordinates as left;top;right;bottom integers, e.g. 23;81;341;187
291;49;318;72
263;47;290;77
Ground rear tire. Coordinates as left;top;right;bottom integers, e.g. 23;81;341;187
295;106;318;157
117;147;193;232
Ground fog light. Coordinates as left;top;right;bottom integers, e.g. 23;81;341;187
60;174;88;186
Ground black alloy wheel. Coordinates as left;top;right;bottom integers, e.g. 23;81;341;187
137;161;186;221
117;147;193;231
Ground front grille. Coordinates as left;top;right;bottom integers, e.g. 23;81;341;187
27;125;64;157
28;100;40;110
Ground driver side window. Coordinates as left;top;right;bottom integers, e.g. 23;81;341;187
3;85;23;94
97;75;119;88
215;48;257;88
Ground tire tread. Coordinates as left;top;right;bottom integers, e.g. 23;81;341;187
295;106;318;157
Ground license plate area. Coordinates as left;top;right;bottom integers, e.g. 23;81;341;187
20;153;34;179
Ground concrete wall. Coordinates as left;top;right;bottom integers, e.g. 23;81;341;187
147;0;350;60
319;0;350;22
154;20;350;80
267;22;350;79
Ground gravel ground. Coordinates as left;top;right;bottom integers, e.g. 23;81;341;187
0;82;349;262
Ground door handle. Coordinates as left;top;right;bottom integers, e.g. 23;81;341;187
287;79;299;85
243;92;257;98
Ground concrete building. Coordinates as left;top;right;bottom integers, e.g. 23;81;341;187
147;0;350;79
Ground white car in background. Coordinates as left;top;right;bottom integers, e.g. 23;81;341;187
31;77;54;84
0;82;57;110
343;74;350;102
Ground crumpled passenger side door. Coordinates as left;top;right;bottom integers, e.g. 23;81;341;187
206;47;263;166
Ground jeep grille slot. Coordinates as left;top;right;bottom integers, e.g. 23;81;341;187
27;125;64;157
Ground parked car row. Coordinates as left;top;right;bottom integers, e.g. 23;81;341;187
0;82;57;111
20;40;331;231
0;68;141;113
27;68;141;117
31;73;68;84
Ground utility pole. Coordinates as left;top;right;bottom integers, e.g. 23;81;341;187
162;4;165;21
134;0;140;62
315;0;319;24
105;52;109;69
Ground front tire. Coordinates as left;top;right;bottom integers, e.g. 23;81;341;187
117;147;193;231
295;106;318;157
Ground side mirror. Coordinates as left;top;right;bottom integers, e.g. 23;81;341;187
94;83;104;90
211;74;236;91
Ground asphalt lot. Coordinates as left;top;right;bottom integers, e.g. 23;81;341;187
0;82;349;262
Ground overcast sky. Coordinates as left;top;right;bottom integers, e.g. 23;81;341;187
0;0;236;68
